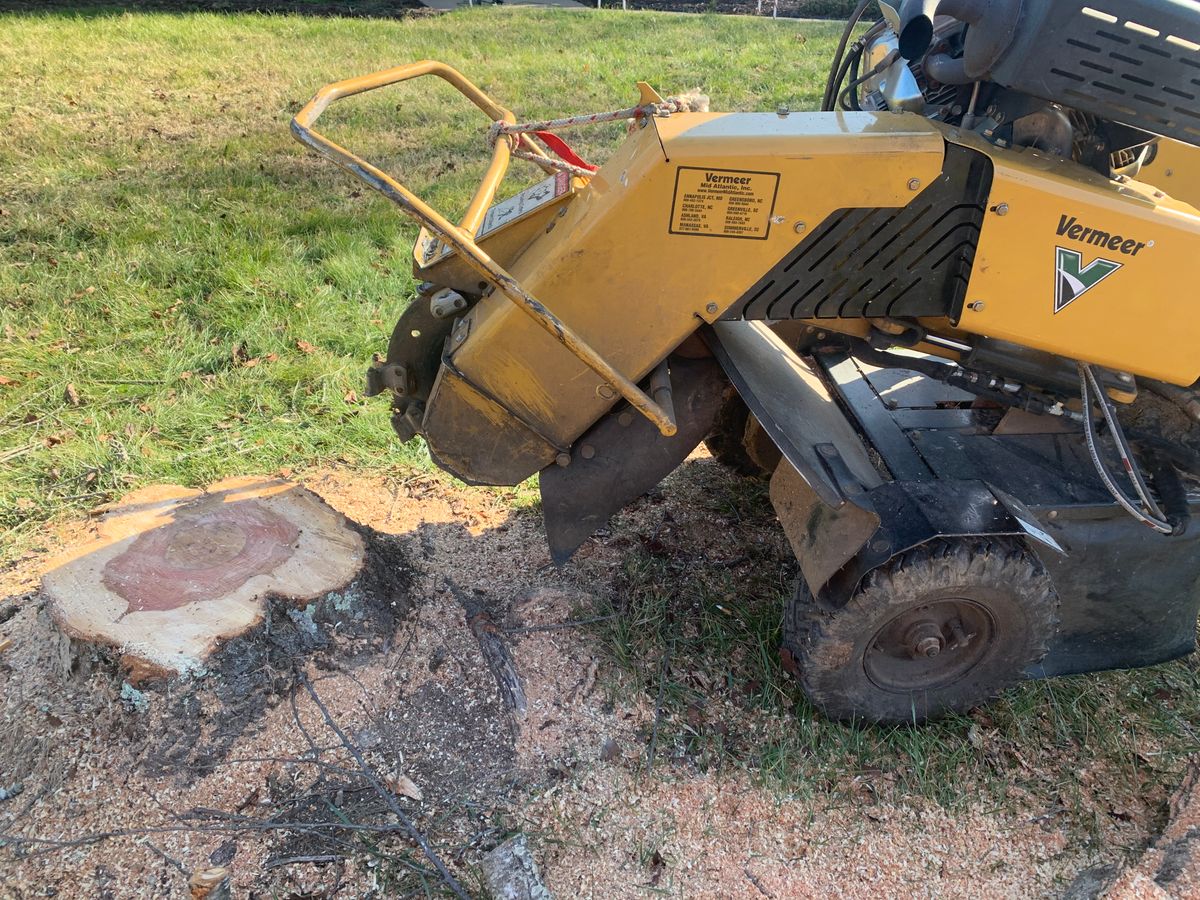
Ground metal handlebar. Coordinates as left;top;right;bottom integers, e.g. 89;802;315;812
291;60;678;437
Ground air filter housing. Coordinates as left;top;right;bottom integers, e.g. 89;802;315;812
988;1;1200;146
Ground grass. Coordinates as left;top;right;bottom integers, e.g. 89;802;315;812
577;458;1200;850
0;7;841;566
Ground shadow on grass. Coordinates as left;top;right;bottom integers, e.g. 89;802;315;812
0;0;429;17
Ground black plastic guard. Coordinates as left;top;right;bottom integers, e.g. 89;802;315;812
539;355;726;565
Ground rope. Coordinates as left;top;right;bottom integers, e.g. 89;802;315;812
489;96;693;176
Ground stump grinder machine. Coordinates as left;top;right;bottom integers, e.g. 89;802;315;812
294;0;1200;722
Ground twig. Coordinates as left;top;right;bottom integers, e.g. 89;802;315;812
141;838;189;875
444;578;527;717
744;865;772;897
265;853;345;870
501;613;619;635
298;673;470;900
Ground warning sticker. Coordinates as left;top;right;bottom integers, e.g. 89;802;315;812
669;167;779;240
418;171;571;266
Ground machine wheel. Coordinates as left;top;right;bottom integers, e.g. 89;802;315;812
782;539;1058;724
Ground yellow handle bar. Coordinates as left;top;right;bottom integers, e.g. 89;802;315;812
291;60;678;438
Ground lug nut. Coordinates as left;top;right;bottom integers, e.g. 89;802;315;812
916;636;942;658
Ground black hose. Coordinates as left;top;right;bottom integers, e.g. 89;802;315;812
822;0;876;112
839;47;898;111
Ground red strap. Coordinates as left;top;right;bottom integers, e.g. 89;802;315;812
533;130;599;173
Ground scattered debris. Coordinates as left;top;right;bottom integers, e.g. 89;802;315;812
188;866;231;899
481;835;551;900
1100;762;1200;897
120;681;149;713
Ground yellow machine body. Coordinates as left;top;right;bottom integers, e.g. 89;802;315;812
418;110;1200;484
424;111;946;482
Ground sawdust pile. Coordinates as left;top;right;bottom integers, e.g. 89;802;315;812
0;462;1167;897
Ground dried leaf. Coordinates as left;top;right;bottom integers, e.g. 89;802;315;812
265;353;279;363
386;774;423;801
296;340;317;354
64;383;81;407
242;357;260;368
137;403;152;414
179;371;192;381
0;375;16;387
343;390;358;404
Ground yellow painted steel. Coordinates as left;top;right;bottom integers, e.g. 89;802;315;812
951;129;1200;385
291;62;679;437
1144;139;1200;210
433;110;945;455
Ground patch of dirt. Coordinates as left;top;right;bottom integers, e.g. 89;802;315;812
0;461;1164;896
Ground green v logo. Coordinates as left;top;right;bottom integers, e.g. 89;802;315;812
1054;247;1121;313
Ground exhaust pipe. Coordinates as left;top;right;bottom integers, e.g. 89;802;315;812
897;0;1023;80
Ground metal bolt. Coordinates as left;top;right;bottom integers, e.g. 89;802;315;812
596;384;617;400
994;202;1009;216
916;636;942;658
967;301;986;312
1049;510;1059;519
871;539;891;553
794;221;807;234
555;453;571;467
906;621;944;659
618;412;634;427
705;302;719;315
907;178;922;191
580;444;596;460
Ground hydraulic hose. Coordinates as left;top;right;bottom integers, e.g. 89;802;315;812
823;0;877;112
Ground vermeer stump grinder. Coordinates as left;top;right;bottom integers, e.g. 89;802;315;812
294;0;1200;723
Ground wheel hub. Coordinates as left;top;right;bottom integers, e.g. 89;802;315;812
864;599;995;693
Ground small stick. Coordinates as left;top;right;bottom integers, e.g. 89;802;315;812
265;854;344;870
445;579;527;717
745;866;772;897
299;673;470;900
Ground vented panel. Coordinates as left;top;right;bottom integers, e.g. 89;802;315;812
723;145;991;323
989;1;1200;146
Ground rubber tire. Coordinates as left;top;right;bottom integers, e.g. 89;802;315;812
703;388;769;478
782;539;1059;724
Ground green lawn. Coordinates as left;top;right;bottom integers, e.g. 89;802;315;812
0;8;839;565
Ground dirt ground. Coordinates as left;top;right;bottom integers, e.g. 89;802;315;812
0;454;1169;897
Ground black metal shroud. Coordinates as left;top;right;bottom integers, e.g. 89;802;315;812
723;143;992;324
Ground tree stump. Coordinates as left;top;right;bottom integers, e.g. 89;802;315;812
42;476;364;677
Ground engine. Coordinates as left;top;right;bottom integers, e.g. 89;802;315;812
833;0;1199;179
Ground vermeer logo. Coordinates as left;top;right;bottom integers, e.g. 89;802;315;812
1054;247;1121;313
1056;215;1147;256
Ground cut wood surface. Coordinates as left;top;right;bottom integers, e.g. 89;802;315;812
42;476;364;675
